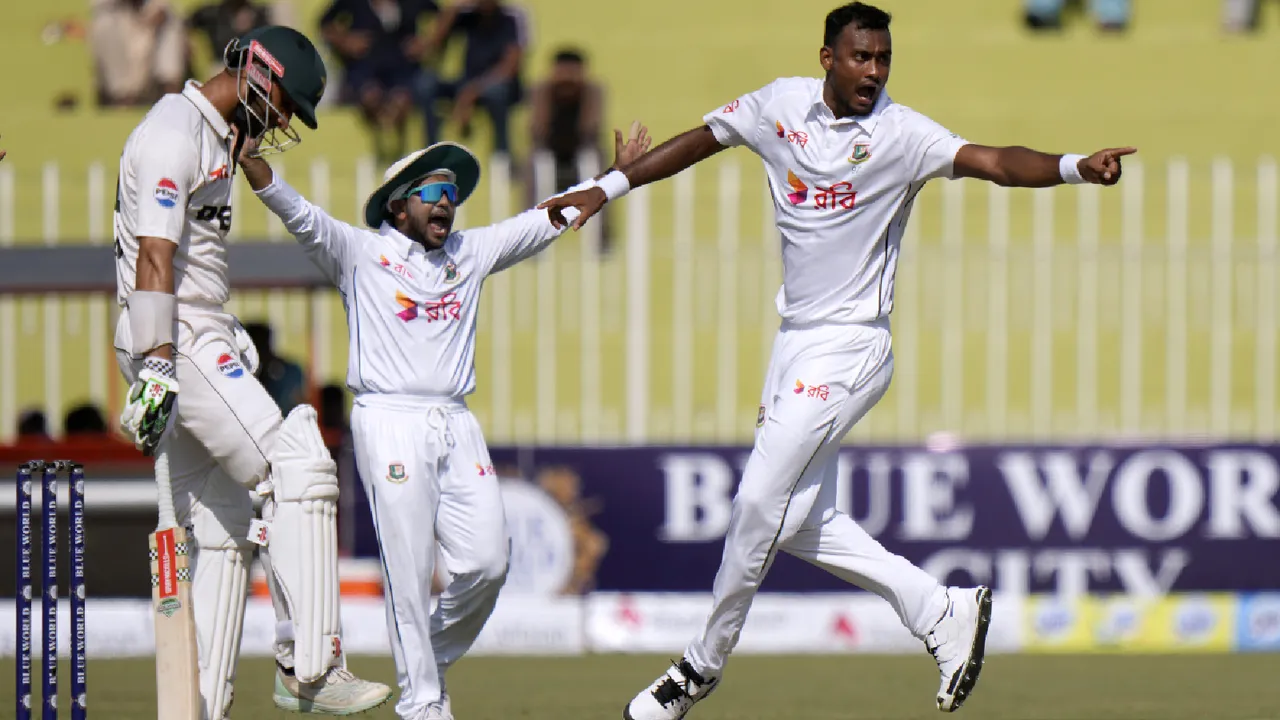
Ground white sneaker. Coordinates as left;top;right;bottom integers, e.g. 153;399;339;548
925;586;993;712
273;663;394;715
623;658;719;720
416;698;452;720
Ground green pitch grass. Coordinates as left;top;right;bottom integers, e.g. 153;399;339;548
4;0;1280;443
2;653;1280;719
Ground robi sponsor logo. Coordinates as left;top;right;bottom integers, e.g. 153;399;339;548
216;352;245;378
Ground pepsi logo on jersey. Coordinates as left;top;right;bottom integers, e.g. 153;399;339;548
216;352;245;378
154;178;179;208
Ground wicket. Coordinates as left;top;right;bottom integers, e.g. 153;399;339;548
15;461;87;720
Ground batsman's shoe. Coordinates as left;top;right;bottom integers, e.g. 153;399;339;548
273;664;393;715
414;695;453;720
926;586;993;712
623;657;719;720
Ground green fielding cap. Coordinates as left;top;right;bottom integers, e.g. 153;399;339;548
231;25;327;129
364;142;482;228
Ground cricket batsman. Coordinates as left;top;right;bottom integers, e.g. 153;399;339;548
112;25;393;717
236;121;650;718
540;2;1136;716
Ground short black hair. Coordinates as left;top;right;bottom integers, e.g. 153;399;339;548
824;2;892;47
553;47;586;65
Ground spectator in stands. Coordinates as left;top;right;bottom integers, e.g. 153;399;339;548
528;47;615;250
1222;0;1274;32
530;48;603;194
418;0;528;157
318;383;349;433
320;0;439;163
91;0;188;106
187;0;272;73
64;404;109;435
1023;0;1130;31
18;410;50;441
243;322;308;415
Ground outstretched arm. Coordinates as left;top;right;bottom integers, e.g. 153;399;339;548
617;124;726;190
539;124;725;230
954;144;1137;188
481;122;653;273
239;138;358;287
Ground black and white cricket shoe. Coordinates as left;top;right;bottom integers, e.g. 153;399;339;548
926;586;993;712
623;657;719;720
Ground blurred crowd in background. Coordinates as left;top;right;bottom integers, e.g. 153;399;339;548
75;0;1280;198
1021;0;1277;32
20;0;1277;450
86;0;608;196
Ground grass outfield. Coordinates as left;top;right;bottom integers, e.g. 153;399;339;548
3;654;1280;719
4;0;1280;443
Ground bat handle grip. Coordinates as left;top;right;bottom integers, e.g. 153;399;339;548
155;442;178;531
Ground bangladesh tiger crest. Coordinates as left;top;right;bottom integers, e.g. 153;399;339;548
849;142;871;164
443;257;461;284
386;462;407;483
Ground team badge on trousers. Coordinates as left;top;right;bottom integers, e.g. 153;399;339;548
386;462;407;483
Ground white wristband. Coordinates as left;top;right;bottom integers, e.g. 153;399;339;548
127;290;177;356
597;170;631;201
1059;154;1087;185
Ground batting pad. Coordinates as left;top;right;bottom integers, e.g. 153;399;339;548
192;543;250;719
265;405;342;683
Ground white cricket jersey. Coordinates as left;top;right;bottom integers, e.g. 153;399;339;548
705;77;968;325
114;80;235;308
255;176;588;399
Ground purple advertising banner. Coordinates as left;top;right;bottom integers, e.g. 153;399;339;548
349;443;1280;595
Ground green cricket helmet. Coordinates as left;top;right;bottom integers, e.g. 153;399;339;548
224;26;328;155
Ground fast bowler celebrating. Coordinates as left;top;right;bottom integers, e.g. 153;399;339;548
238;124;650;719
112;25;392;717
540;3;1135;717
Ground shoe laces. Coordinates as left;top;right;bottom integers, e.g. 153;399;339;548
652;659;706;709
325;667;358;684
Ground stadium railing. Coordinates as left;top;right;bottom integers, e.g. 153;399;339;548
1;152;1276;445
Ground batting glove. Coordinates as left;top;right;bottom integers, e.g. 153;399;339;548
120;356;179;456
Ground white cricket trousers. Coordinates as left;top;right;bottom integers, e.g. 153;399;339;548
115;302;301;713
351;395;509;720
685;319;949;677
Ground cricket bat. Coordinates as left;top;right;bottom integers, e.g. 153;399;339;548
149;444;201;719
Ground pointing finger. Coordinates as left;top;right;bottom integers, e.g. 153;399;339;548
1108;147;1138;158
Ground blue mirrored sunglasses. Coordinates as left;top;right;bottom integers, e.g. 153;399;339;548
403;181;459;205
